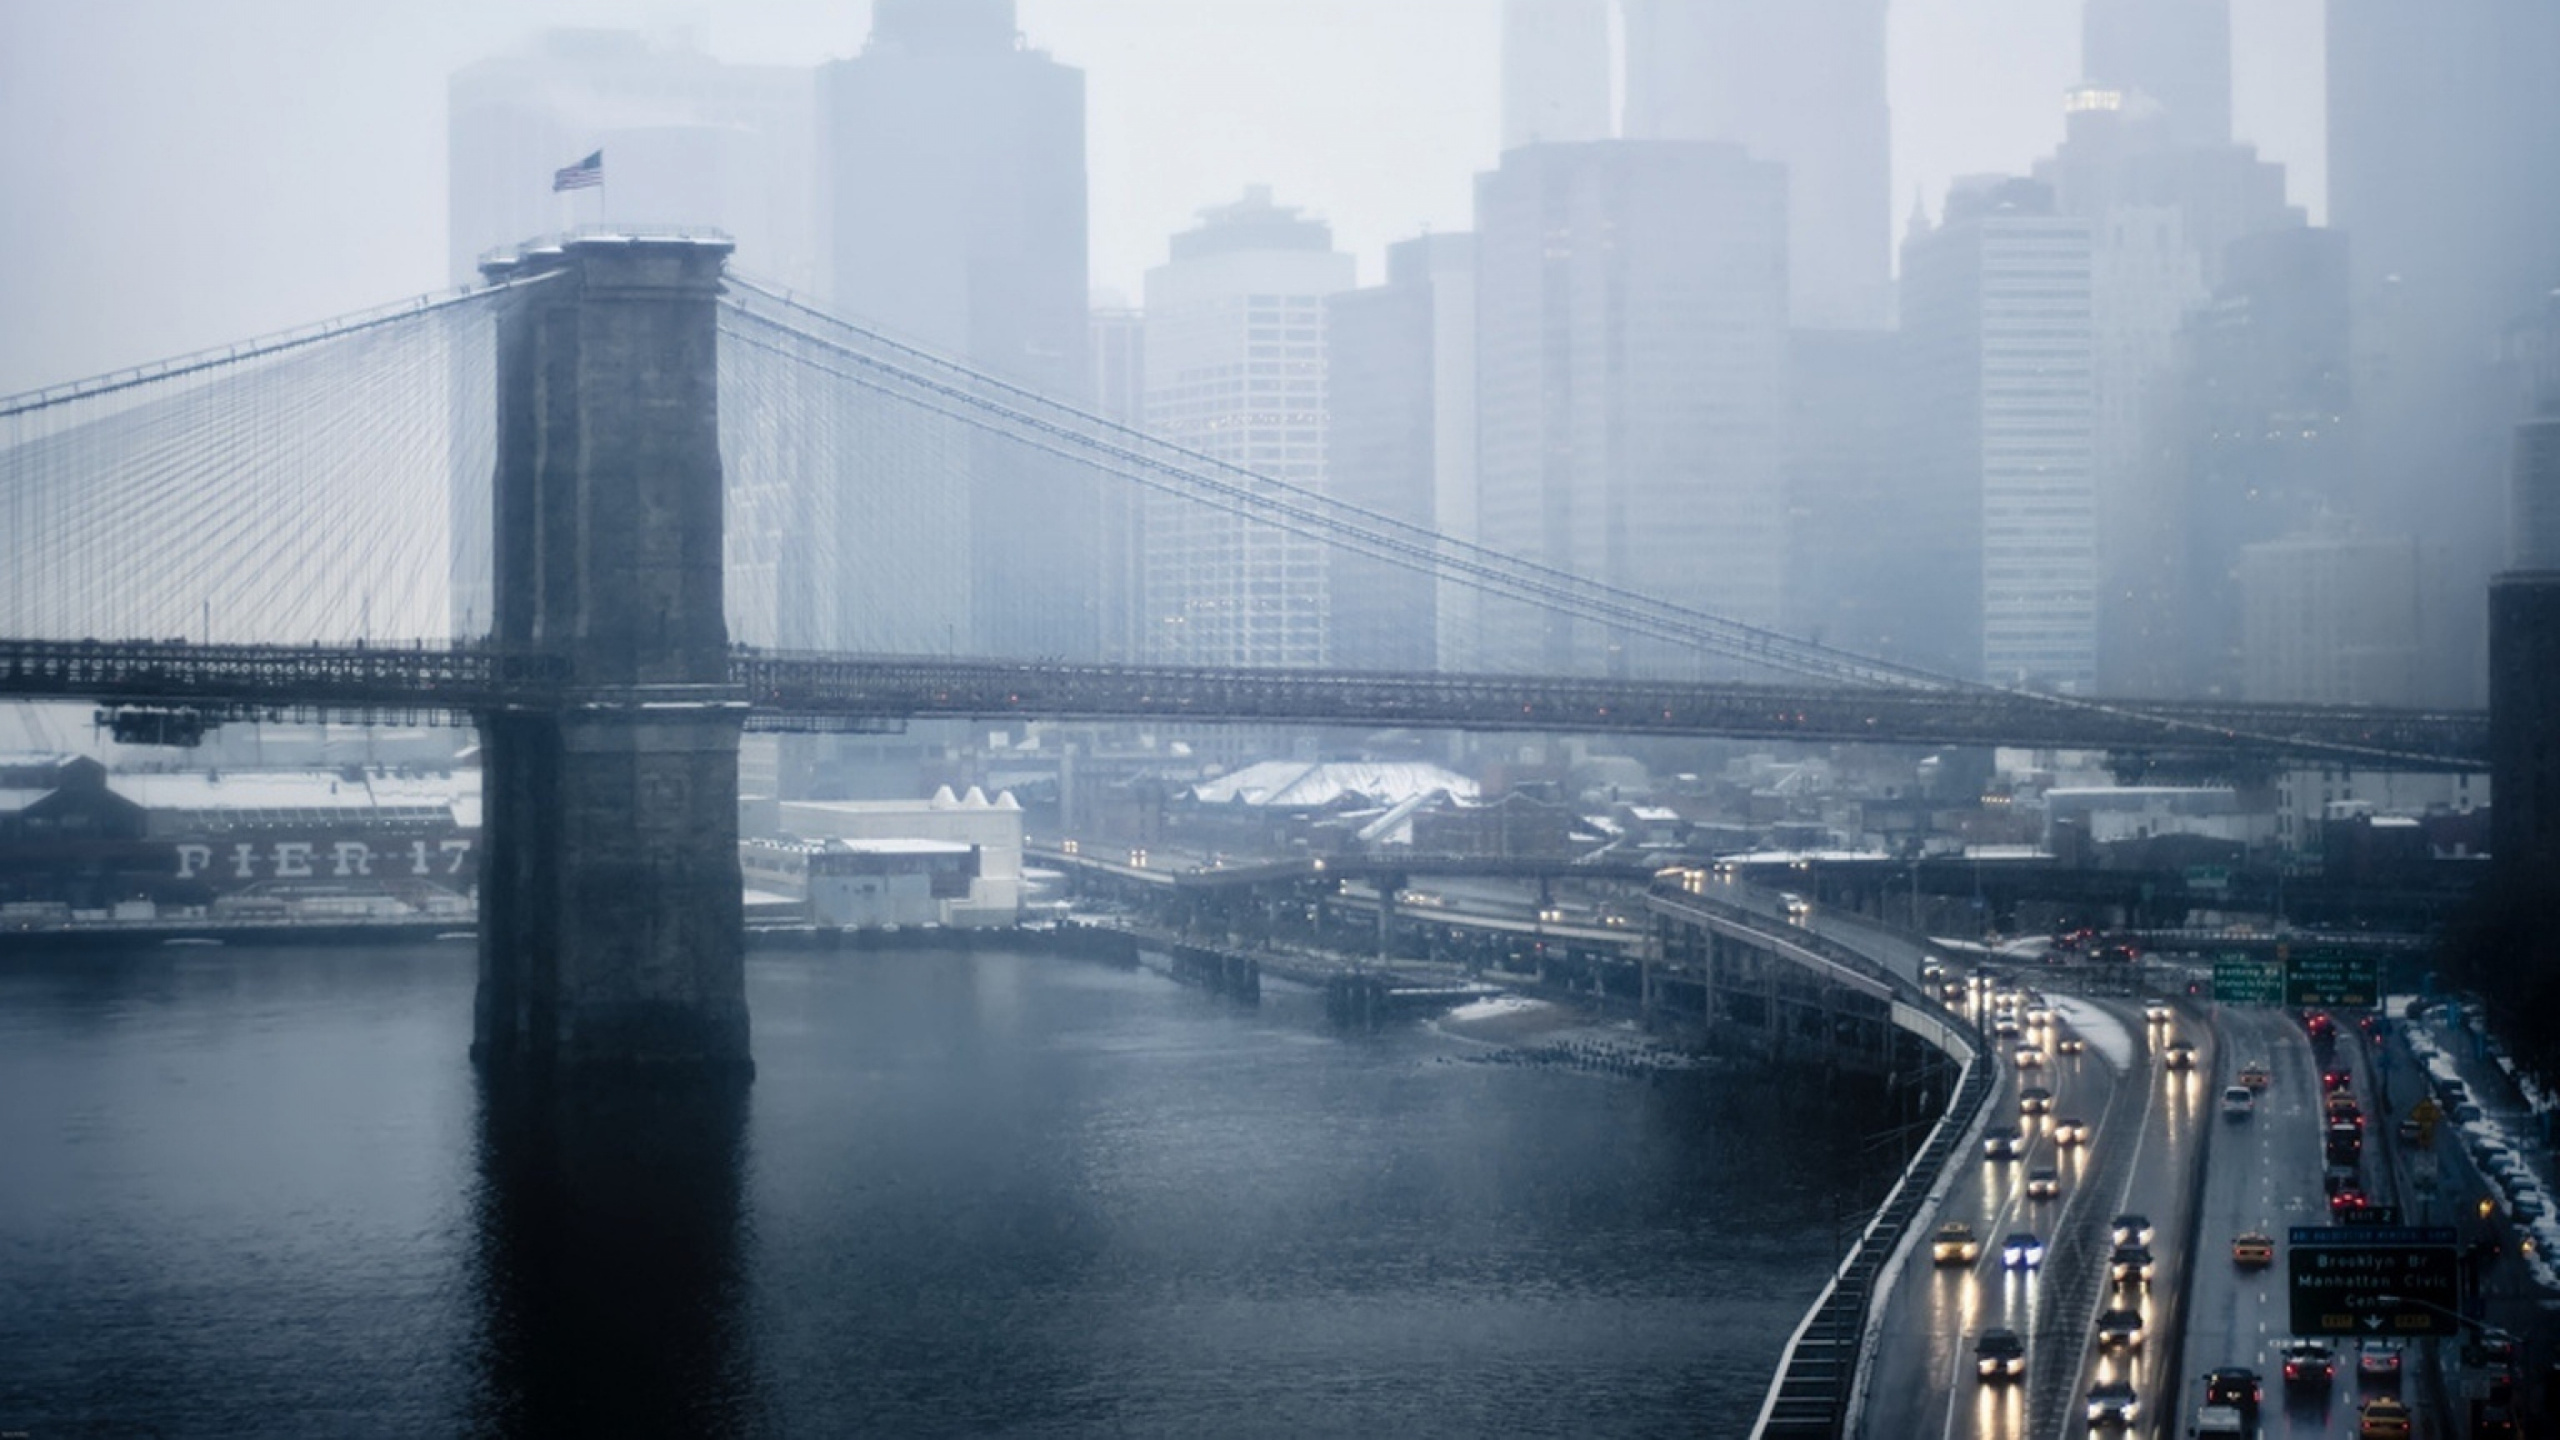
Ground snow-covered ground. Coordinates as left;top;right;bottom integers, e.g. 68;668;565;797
2049;994;2136;1073
1443;993;1540;1025
2403;1012;2560;1293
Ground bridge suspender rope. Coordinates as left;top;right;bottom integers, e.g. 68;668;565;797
720;277;1962;693
715;280;2469;773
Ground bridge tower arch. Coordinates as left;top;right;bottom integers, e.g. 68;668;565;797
472;235;750;1076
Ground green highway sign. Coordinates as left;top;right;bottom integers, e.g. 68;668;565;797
2184;865;2232;892
2214;953;2285;1005
2288;1225;2460;1336
2286;948;2382;1008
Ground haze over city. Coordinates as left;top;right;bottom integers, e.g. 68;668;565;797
1;0;2328;391
4;4;2559;1437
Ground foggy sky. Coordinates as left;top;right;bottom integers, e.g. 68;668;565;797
0;0;2324;395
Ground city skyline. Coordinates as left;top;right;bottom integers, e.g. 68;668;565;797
0;0;2329;395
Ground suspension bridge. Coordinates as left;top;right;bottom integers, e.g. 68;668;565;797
0;231;2491;1071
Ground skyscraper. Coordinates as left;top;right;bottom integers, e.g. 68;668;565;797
1620;0;1891;330
2330;0;2560;702
2175;226;2355;696
2031;23;2304;696
1141;188;1356;668
2080;0;2231;149
820;0;1095;659
1501;0;1612;151
1327;234;1477;674
1900;178;2098;690
2237;531;2433;705
1473;140;1791;677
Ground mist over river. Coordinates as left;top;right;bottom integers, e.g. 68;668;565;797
0;941;1875;1436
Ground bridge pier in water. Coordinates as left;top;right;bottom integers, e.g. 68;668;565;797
472;235;751;1077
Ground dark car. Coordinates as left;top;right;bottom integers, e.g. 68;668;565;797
2107;1243;2153;1286
2085;1379;2138;1429
1974;1328;2026;1382
2096;1307;2144;1350
2283;1339;2337;1386
2203;1366;2262;1419
2110;1213;2153;1247
1983;1124;2022;1161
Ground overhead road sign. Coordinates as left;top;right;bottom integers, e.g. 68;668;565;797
2286;948;2382;1008
2214;953;2285;1005
2288;1225;2459;1336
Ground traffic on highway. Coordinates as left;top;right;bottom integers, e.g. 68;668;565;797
1855;943;2515;1439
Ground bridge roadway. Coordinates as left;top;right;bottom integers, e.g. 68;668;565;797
0;638;2491;769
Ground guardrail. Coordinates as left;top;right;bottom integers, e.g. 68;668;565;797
1740;907;1992;1440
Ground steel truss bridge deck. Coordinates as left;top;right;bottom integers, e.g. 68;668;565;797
0;639;2489;769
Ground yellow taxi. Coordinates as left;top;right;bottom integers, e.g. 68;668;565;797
2357;1396;2412;1438
2231;1232;2275;1268
1933;1221;1981;1265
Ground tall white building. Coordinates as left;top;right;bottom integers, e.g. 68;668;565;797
1141;188;1356;668
1501;0;1613;151
1473;141;1791;677
1901;178;2098;691
1620;0;1892;330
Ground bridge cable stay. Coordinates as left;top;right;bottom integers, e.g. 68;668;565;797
0;262;2475;772
719;277;1962;692
717;313;1902;685
1;287;512;647
712;284;2464;771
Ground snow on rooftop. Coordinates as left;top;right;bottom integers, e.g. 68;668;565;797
113;770;466;812
828;838;974;856
1190;760;1477;810
1714;848;1896;865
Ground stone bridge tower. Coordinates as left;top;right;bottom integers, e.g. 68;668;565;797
473;235;750;1075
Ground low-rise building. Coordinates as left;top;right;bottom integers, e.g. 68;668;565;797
779;786;1022;926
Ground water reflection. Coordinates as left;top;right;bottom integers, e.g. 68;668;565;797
466;1072;756;1436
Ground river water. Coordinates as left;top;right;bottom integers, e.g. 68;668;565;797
0;941;1873;1436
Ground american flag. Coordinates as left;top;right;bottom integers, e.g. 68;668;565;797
552;151;603;193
